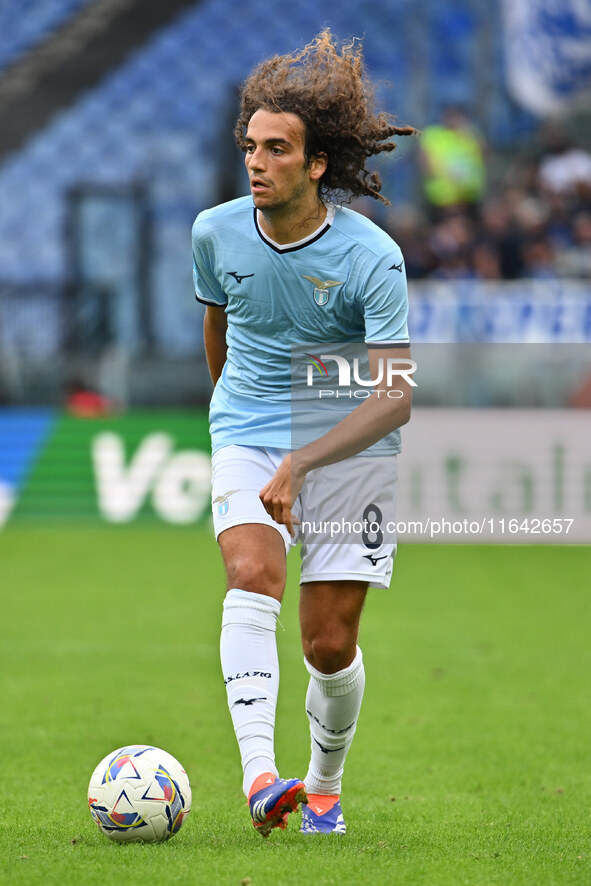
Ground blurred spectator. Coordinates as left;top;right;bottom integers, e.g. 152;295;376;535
386;205;435;278
544;190;575;250
428;211;476;279
521;236;559;279
419;106;487;220
556;212;591;279
479;198;524;279
65;377;114;417
384;118;591;282
471;241;502;280
537;126;591;200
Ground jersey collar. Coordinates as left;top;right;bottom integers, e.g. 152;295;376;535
253;204;335;253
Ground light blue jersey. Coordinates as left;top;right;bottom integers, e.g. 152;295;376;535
192;196;410;455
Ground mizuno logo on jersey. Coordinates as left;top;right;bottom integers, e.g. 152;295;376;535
389;260;404;272
362;553;388;566
227;271;255;284
303;275;344;306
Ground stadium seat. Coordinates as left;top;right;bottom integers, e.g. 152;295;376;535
0;0;94;71
0;0;537;356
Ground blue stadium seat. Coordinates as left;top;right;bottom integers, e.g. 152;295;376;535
0;0;94;71
0;0;536;355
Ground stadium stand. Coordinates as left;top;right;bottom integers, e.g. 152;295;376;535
0;0;201;159
2;0;582;407
0;0;94;71
0;0;527;272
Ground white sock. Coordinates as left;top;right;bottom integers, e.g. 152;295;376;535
220;588;281;797
304;647;365;797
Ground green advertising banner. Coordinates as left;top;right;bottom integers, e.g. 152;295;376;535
3;408;590;540
8;411;212;525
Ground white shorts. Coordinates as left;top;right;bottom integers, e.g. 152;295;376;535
211;445;398;589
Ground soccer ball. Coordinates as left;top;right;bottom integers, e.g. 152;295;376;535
88;745;191;842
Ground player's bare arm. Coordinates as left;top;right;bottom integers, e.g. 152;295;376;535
259;346;413;531
293;345;413;470
203;305;228;385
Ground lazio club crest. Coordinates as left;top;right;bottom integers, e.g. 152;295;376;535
213;489;239;516
303;275;344;306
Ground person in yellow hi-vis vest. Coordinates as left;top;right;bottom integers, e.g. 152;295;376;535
420;106;486;219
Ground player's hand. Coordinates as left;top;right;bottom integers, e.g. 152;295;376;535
259;453;305;536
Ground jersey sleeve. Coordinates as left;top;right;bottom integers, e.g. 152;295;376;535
360;246;410;346
192;216;228;307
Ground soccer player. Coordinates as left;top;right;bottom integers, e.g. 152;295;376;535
192;30;416;837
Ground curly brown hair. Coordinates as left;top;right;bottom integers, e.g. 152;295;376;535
234;29;417;205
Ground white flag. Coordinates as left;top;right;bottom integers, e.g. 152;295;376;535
503;0;591;116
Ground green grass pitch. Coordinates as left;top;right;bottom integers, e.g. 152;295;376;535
0;527;589;886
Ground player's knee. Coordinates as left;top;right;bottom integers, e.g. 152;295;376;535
225;554;284;597
303;632;355;675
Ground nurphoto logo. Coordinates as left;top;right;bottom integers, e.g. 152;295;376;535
304;353;417;399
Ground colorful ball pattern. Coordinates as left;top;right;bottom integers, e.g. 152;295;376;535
88;745;191;842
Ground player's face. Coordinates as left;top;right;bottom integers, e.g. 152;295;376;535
244;109;326;214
